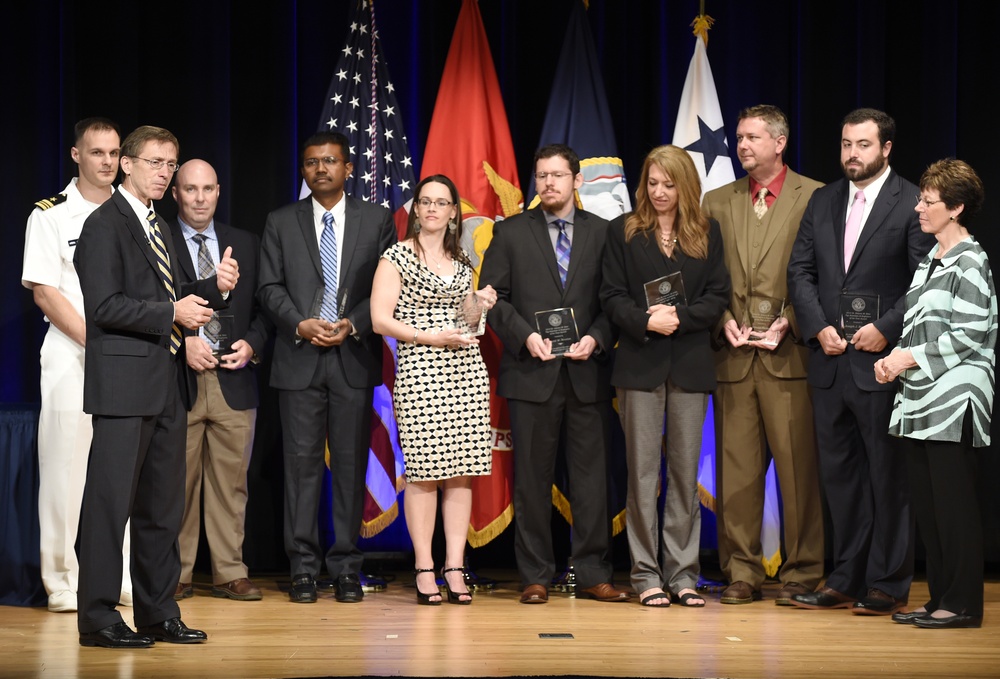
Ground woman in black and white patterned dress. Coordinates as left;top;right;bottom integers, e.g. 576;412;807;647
371;175;495;605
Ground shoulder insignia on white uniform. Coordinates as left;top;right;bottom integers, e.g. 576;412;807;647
34;193;68;211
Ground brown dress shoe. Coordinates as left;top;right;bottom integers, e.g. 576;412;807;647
174;582;193;600
212;578;263;601
721;581;762;604
852;588;905;616
791;586;856;609
775;582;810;606
578;583;630;602
520;584;548;604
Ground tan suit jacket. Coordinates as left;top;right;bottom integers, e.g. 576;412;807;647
703;169;822;382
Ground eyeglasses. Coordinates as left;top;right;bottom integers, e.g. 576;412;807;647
534;171;573;182
416;198;453;209
303;156;345;169
915;195;944;207
131;156;179;173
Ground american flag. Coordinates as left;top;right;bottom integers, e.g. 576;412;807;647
312;0;413;537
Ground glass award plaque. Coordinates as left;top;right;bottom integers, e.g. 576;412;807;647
310;287;349;322
644;272;687;308
745;295;785;344
310;287;328;320
209;313;235;355
455;304;487;337
534;307;580;356
839;293;880;341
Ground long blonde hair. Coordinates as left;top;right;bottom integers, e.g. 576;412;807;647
625;145;709;259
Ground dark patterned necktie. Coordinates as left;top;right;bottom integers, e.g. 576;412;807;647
146;211;182;355
191;233;219;344
554;219;570;288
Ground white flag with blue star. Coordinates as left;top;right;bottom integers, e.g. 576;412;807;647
671;33;734;196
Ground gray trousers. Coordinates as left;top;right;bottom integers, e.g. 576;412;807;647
618;380;706;594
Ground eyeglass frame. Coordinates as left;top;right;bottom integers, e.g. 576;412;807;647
534;171;574;182
302;156;346;169
416;198;454;209
915;194;945;208
130;156;180;173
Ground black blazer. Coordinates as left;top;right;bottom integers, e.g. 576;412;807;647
257;195;396;391
74;190;227;416
170;221;273;411
601;215;730;392
787;170;934;391
479;207;613;404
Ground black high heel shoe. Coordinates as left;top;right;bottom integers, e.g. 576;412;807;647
414;568;441;605
441;567;472;605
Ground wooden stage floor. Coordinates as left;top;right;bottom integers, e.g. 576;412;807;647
2;571;999;679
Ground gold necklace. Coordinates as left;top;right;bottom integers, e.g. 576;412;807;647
425;249;448;270
659;230;677;249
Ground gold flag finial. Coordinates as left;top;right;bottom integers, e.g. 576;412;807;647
691;14;715;46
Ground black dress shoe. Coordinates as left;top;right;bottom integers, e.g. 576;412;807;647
852;588;905;616
289;573;317;603
892;609;931;624
335;573;364;603
912;613;983;629
136;617;207;644
79;622;154;648
791;586;856;610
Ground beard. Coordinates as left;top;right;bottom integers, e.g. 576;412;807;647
842;153;887;184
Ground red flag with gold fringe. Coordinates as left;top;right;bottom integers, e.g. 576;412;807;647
421;0;523;547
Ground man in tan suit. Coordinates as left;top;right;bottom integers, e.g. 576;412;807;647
702;105;824;605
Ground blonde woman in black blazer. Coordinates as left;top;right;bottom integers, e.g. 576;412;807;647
601;145;730;608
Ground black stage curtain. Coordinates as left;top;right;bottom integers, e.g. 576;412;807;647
3;1;998;571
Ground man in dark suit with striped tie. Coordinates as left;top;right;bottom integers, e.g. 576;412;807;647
74;126;239;648
258;131;396;605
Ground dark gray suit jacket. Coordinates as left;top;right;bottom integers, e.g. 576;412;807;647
257;195;396;391
479;207;613;404
74;190;227;416
787;169;935;391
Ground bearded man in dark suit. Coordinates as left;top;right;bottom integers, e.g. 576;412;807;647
787;109;934;615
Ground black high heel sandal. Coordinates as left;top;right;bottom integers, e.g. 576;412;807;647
441;567;472;605
414;568;442;606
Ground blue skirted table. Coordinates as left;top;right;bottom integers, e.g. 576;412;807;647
0;405;45;607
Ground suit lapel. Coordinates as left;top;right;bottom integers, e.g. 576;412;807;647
638;229;673;280
848;170;900;271
114;191;161;279
757;171;801;262
563;211;591;294
528;210;563;291
830;180;850;272
727;179;751;277
340;196;361;288
171;223;197;282
297;199;323;279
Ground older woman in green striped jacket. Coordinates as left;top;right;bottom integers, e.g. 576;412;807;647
875;159;996;630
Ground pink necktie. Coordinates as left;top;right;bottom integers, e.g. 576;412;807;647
843;189;866;271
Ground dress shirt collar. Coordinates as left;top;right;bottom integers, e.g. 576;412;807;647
178;218;218;242
748;165;789;208
117;182;158;232
849;164;892;206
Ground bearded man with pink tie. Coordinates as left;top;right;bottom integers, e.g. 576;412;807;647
787;109;934;616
